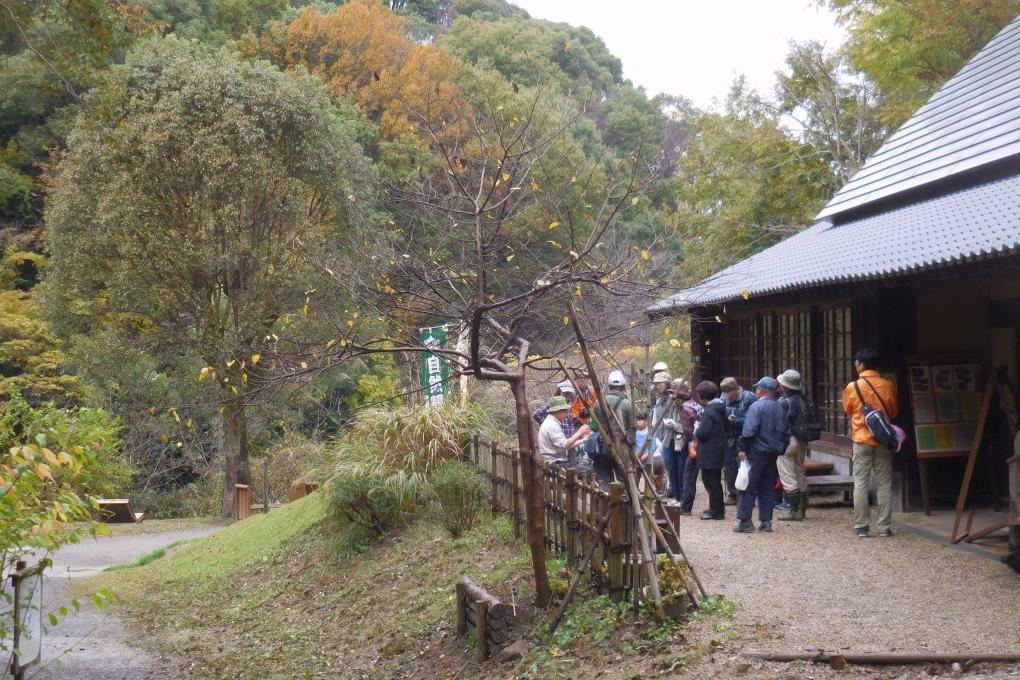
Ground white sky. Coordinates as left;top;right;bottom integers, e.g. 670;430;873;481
511;0;847;109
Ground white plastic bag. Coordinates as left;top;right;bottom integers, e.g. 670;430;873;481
734;459;750;491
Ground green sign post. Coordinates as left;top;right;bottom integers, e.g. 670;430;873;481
419;325;451;407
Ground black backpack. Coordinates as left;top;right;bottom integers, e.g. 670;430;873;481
791;393;822;442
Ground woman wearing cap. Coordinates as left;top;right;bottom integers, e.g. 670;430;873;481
538;396;591;462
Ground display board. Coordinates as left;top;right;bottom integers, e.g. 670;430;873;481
906;355;982;459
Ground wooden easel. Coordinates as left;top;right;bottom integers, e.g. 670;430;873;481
950;367;1019;543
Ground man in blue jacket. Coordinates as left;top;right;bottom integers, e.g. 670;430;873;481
735;377;789;534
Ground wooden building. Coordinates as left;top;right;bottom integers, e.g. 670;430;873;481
648;15;1020;512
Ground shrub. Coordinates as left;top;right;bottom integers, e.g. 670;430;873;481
329;402;493;476
326;468;426;549
249;434;326;505
429;460;488;537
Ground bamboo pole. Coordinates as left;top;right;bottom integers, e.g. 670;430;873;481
547;508;612;634
744;651;1020;665
564;307;664;619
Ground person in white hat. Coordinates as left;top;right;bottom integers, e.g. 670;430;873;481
532;380;579;438
777;368;809;522
538;396;591;462
590;369;632;486
652;361;669;375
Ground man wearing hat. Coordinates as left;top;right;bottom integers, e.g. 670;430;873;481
735;376;790;533
533;380;579;438
720;377;756;504
590;369;632;486
777;369;809;521
538;396;592;462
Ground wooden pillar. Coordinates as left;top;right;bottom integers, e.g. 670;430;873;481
234;484;251;520
608;481;625;602
473;434;480;466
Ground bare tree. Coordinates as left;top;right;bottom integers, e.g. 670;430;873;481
317;79;663;607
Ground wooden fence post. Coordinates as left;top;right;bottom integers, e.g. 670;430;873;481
234;484;251;520
456;581;467;635
473;434;481;466
475;599;489;662
490;443;500;514
510;448;521;539
608;481;625;602
565;467;578;565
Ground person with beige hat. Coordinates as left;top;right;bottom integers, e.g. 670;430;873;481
777;368;809;521
538;395;591;462
660;378;692;499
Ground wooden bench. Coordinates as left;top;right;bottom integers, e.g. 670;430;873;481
806;474;855;500
98;498;144;523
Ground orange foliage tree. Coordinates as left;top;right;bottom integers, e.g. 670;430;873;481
254;0;463;141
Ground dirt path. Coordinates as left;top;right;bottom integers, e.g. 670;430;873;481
31;525;221;679
673;492;1020;676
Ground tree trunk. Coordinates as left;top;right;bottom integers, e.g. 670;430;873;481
221;397;251;519
509;378;551;607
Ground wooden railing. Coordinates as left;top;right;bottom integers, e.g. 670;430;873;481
470;435;652;602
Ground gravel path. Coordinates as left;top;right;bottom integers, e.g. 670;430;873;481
31;526;221;679
677;492;1020;658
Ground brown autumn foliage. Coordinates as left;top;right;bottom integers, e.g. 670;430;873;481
253;0;464;141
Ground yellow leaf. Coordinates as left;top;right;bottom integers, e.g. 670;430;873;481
251;354;261;365
325;339;336;349
226;359;236;368
300;361;308;369
506;254;515;262
664;326;672;335
548;221;561;230
242;372;248;383
303;304;309;314
502;173;510;182
161;434;170;444
641;249;650;261
569;250;579;259
230;385;238;394
670;338;681;348
631;196;640;205
169;408;180;423
741;289;751;300
186;419;192;428
562;316;570;326
35;463;53;481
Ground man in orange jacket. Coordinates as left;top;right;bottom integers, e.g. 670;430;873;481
843;348;898;538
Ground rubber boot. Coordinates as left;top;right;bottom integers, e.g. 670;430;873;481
778;491;802;521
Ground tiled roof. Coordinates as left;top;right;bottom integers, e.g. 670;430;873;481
817;14;1020;220
647;172;1020;313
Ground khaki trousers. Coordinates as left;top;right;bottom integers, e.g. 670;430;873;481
777;437;808;493
852;442;893;531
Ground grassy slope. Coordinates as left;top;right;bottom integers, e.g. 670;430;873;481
99;494;748;679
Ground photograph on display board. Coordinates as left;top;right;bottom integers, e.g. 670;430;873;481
937;393;960;422
908;365;932;394
912;395;937;423
953;364;979;393
959;391;982;420
932;365;955;393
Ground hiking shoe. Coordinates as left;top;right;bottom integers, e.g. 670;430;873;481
733;520;755;533
776;500;791;510
700;511;725;520
878;528;893;537
758;521;773;533
856;526;869;538
724;494;738;506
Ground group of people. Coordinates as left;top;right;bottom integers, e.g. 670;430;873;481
534;348;899;537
